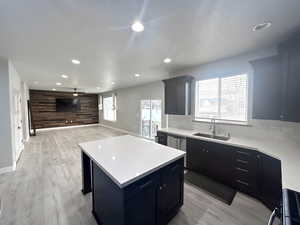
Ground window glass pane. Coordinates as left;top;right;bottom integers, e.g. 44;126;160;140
141;100;151;138
103;96;116;121
220;74;248;121
150;100;161;139
196;78;219;119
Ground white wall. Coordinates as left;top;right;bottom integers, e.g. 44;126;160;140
0;58;29;173
0;58;14;172
99;81;165;136
168;47;300;144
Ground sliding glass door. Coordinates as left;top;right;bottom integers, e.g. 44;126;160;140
141;100;162;139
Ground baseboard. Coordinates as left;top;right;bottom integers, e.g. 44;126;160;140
99;124;154;141
37;123;99;132
0;166;14;175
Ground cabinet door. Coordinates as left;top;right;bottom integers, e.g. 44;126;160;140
258;153;282;211
283;46;300;122
186;138;209;174
176;78;186;115
158;159;184;225
125;177;159;225
206;143;234;186
164;79;178;114
157;131;167;145
251;56;283;120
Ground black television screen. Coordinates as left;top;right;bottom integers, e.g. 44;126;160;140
56;98;81;112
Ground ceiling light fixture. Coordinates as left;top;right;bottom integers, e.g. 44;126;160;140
34;81;39;84
71;59;80;64
135;73;140;77
163;58;172;63
96;87;101;90
111;82;115;85
252;22;272;31
131;21;144;32
56;82;62;86
61;74;68;79
52;88;56;91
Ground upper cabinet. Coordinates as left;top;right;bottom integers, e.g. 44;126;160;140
163;75;193;115
250;55;283;120
251;34;300;122
279;36;300;122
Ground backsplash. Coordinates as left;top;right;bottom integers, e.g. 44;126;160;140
167;115;300;145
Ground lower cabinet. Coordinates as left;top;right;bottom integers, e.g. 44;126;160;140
124;158;184;225
158;160;184;225
258;152;282;210
156;131;167;145
125;176;159;225
186;138;282;210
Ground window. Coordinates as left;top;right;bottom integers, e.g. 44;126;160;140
103;95;117;121
140;100;162;139
195;74;248;122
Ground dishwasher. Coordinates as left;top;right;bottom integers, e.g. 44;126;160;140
167;135;187;167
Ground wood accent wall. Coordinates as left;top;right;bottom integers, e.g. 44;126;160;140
30;90;99;129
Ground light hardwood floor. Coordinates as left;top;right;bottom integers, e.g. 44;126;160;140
0;126;274;225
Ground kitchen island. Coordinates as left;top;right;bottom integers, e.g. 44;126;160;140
79;135;185;225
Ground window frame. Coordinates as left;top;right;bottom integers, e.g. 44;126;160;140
103;95;117;122
194;74;249;124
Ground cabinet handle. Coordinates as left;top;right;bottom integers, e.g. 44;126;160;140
236;179;249;186
139;180;153;190
237;151;250;156
236;167;249;173
236;159;248;164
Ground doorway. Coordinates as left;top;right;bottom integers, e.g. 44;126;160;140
140;99;162;139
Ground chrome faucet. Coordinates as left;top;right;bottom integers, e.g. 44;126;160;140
210;118;216;137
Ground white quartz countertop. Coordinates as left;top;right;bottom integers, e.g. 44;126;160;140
79;135;185;188
158;127;300;192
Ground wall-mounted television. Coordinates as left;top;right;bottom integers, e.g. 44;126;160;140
56;98;81;112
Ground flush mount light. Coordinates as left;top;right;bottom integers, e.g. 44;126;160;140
252;22;272;31
71;59;80;64
131;21;144;32
96;87;101;90
163;58;172;63
56;82;62;86
61;74;68;79
111;82;115;85
34;81;39;84
52;88;56;91
134;73;140;77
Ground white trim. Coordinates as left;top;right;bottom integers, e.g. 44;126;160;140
0;166;14;175
37;123;99;132
99;124;154;141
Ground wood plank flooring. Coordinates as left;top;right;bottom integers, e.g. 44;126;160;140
0;126;275;225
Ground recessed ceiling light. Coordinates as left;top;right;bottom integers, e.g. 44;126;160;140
96;87;101;90
131;21;144;32
111;82;115;85
61;74;68;79
52;88;56;91
163;58;172;63
135;73;140;77
71;59;80;64
56;82;62;86
34;81;39;84
252;22;272;31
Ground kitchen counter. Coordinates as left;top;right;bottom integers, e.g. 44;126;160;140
79;135;185;188
158;127;300;192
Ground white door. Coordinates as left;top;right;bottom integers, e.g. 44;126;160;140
140;100;162;139
14;93;24;161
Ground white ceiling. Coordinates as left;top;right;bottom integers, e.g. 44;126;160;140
1;0;300;93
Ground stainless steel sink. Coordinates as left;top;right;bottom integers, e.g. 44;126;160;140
193;132;230;141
